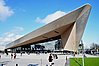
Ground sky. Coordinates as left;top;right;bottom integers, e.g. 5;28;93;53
0;0;99;48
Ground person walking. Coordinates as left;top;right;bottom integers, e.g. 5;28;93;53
66;56;67;61
48;54;53;66
11;52;13;59
21;52;22;56
14;53;16;59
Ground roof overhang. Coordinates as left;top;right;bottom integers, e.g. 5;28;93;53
6;4;91;51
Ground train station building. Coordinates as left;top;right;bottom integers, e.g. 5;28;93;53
6;4;91;52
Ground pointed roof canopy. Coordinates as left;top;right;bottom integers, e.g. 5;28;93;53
6;4;91;51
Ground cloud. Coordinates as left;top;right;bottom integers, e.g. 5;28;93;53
0;26;24;46
0;0;14;21
35;11;66;24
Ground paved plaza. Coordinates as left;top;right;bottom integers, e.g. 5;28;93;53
0;53;98;66
0;53;69;66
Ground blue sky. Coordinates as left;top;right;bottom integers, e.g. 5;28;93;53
0;0;99;48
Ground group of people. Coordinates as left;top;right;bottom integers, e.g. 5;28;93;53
11;53;16;59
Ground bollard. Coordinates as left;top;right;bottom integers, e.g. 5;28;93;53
16;64;18;66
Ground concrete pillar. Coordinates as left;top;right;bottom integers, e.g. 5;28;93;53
61;22;77;51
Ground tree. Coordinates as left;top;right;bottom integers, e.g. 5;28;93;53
90;43;99;51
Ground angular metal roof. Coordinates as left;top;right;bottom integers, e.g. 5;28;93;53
6;4;91;51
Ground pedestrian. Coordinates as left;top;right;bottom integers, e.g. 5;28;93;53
21;52;22;56
48;54;53;66
14;53;16;59
55;54;58;59
52;54;55;59
66;56;67;61
11;52;13;59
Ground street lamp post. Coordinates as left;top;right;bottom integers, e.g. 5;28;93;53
81;40;84;66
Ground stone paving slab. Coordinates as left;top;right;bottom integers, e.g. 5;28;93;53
0;53;67;66
0;53;98;66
